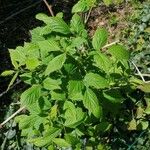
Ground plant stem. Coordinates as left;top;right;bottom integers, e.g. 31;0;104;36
43;0;54;16
0;106;25;128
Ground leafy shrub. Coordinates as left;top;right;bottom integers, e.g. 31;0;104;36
1;1;150;149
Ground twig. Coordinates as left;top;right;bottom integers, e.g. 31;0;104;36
132;61;146;82
0;79;21;98
102;40;119;49
43;0;54;16
0;106;25;128
135;73;150;77
0;0;42;25
84;7;92;24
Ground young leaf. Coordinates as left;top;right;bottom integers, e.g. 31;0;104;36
108;44;129;60
138;83;150;93
64;101;85;128
1;70;15;76
43;77;61;90
38;39;61;55
83;88;102;118
21;85;41;108
51;91;66;101
93;52;112;73
70;14;85;35
26;58;40;70
84;72;109;89
29;127;61;147
72;0;87;13
52;138;71;148
92;28;108;50
45;54;66;76
103;0;113;6
36;13;70;34
103;89;123;103
67;80;84;101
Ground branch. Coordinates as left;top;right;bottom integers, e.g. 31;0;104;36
43;0;54;16
132;61;146;82
102;40;119;49
0;106;25;128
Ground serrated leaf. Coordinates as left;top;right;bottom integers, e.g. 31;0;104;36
103;89;123;103
36;13;70;34
72;0;87;13
15;114;45;130
21;85;41;108
83;88;102;118
51;91;66;101
49;105;58;119
1;70;15;76
128;119;137;130
108;44;129;60
65;134;80;146
7;72;19;91
52;138;70;148
38;39;61;58
26;58;40;70
138;83;150;93
30;27;45;42
84;72;109;89
92;28;108;50
9;48;26;68
70;14;85;35
93;52;112;73
43;78;61;90
29;127;61;147
45;54;66;76
64;101;85;128
67;80;84;101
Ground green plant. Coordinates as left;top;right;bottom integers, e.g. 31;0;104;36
1;3;150;150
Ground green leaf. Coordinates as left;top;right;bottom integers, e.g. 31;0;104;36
93;52;112;73
137;121;149;130
29;127;61;147
103;0;113;6
67;80;84;101
72;0;87;13
128;119;137;130
51;91;66;101
45;54;66;76
108;44;129;60
70;14;85;35
83;88;102;118
103;89;123;103
1;70;15;76
38;39;61;57
49;105;58;119
43;78;61;90
30;27;45;42
84;72;109;89
138;83;150;93
26;58;40;70
7;72;19;91
9;48;26;68
64;101;85;128
72;0;96;13
21;85;41;108
15;114;45;130
52;138;71;148
92;28;108;50
65;134;80;146
36;13;70;34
